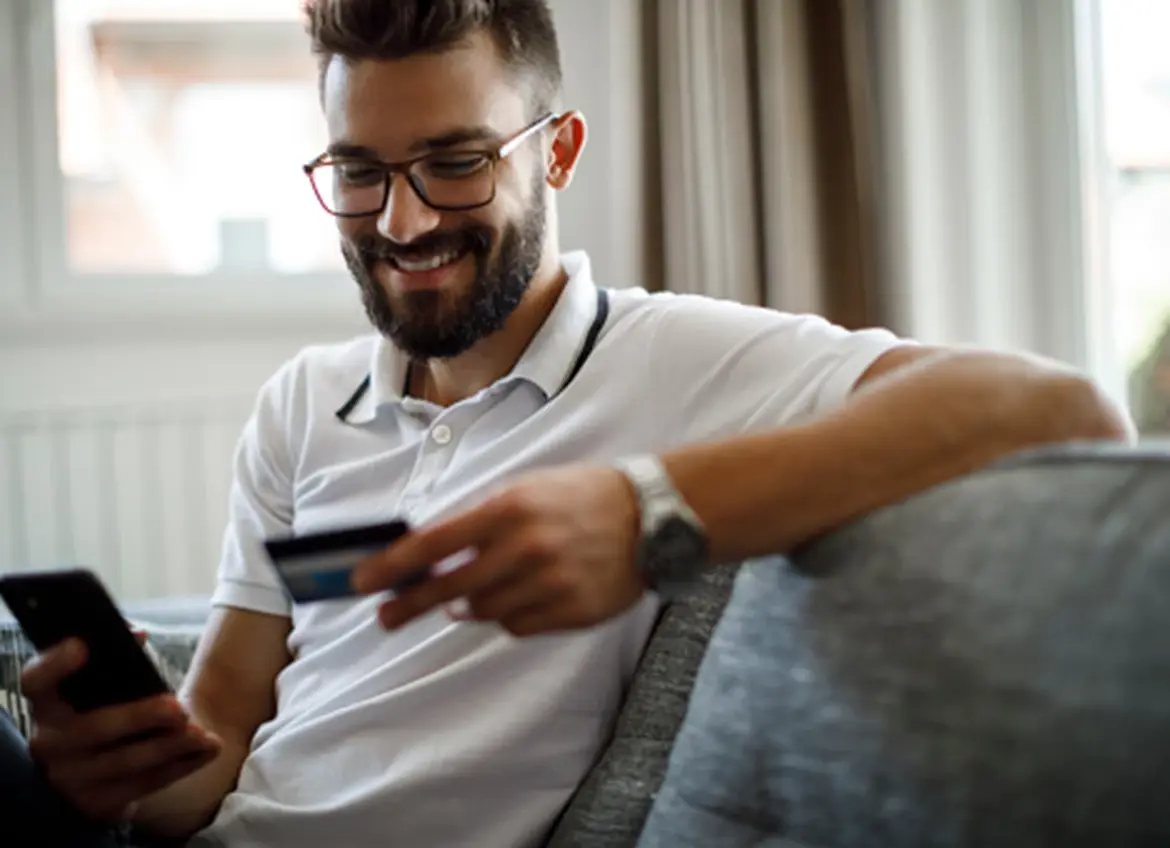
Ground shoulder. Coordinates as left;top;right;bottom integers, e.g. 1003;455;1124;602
605;288;851;355
609;286;817;327
601;287;905;419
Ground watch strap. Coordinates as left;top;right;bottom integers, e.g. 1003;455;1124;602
616;456;703;528
613;454;709;590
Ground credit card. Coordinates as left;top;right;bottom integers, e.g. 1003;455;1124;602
264;519;427;604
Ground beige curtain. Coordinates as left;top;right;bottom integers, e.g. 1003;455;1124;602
648;0;882;331
870;0;1098;369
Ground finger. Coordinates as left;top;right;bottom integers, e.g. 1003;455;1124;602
466;569;570;623
119;801;140;826
123;746;220;801
73;790;137;827
377;539;536;629
68;695;188;753
78;745;218;825
20;639;87;703
72;725;220;786
500;603;585;638
353;494;515;594
89;743;217;823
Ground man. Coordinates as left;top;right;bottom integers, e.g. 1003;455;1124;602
1;1;1131;846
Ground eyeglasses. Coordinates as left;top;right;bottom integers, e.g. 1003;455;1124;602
304;113;558;218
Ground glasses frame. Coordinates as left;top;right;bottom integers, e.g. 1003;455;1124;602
303;112;559;218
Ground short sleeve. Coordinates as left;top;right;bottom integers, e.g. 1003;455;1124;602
645;294;908;440
210;369;296;618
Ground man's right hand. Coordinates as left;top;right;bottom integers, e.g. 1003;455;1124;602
20;637;222;824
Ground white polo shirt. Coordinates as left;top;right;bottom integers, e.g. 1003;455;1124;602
192;251;901;848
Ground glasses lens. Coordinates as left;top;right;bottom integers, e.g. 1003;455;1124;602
410;154;495;210
311;161;386;215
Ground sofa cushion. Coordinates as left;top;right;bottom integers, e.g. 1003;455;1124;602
546;562;741;847
637;442;1170;847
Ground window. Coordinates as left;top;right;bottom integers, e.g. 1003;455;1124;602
1;0;354;319
1099;0;1170;437
53;0;343;277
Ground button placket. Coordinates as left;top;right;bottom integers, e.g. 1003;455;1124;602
400;418;460;520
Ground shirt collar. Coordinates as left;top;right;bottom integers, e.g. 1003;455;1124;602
337;251;600;424
509;251;600;399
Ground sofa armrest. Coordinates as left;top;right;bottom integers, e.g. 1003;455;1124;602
637;443;1170;847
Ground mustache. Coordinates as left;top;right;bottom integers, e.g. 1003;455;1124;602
354;228;492;266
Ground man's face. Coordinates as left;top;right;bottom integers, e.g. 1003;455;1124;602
321;33;549;359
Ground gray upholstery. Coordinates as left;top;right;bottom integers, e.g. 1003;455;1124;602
546;565;740;847
637;443;1170;847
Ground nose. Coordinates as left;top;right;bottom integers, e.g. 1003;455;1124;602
376;174;443;244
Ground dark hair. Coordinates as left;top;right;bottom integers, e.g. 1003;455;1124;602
304;0;563;112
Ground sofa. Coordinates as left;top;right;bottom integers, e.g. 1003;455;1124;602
3;442;1169;847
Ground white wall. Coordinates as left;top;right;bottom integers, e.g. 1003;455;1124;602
549;0;648;290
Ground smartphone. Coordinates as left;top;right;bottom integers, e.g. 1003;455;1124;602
0;568;171;712
264;517;428;604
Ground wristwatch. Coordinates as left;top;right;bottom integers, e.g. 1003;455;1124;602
613;454;710;597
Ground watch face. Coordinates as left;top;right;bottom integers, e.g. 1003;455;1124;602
645;516;709;587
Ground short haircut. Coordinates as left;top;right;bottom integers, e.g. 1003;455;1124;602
304;0;563;113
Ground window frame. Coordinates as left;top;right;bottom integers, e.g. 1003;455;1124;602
2;0;363;334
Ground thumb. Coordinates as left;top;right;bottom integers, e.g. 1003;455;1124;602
123;619;147;645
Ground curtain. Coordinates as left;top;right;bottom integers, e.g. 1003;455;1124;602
871;0;1100;372
650;0;883;330
648;0;1099;381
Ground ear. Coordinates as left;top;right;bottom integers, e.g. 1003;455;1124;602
546;111;587;190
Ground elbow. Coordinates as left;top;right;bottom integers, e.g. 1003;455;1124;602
1030;373;1138;446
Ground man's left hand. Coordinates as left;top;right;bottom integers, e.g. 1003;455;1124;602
351;466;646;637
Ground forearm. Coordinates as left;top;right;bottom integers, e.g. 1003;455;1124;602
664;350;1134;565
130;606;288;839
131;723;249;839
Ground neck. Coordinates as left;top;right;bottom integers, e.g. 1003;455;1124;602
408;253;567;407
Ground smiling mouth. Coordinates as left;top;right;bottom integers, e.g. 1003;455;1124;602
388;248;468;273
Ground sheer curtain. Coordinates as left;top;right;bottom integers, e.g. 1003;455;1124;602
648;0;1105;382
872;0;1107;376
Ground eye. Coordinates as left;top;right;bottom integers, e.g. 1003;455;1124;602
422;154;490;180
335;162;383;186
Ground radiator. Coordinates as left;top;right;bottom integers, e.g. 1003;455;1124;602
0;398;254;603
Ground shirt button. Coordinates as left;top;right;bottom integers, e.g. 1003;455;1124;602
431;424;453;445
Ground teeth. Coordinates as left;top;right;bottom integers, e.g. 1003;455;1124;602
394;250;462;273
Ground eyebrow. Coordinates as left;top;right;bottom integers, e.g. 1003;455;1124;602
409;126;500;153
325;126;502;161
325;141;379;159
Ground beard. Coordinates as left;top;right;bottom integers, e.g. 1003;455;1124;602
342;184;547;360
